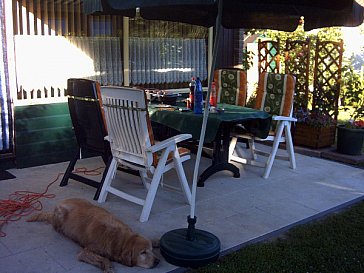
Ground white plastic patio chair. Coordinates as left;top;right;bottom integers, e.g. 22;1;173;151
98;86;192;222
229;72;297;178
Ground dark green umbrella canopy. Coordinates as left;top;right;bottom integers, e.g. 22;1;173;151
84;0;364;31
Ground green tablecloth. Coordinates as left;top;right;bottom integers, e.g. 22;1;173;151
149;103;272;143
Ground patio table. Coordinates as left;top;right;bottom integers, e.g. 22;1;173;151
149;103;272;186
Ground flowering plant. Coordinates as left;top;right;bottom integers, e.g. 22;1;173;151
341;96;364;129
295;108;335;128
341;65;364;129
344;119;364;129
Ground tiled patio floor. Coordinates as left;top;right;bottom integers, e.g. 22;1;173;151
1;144;364;273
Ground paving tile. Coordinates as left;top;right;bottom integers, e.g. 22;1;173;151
65;262;103;273
0;241;11;258
281;180;363;212
224;207;290;238
41;238;84;271
257;198;319;223
1;248;67;273
200;174;251;194
200;219;253;251
1;220;63;254
0;253;31;273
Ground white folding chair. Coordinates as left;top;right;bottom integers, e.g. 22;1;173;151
98;86;192;222
229;72;297;178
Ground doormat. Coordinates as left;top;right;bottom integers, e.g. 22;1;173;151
0;170;16;181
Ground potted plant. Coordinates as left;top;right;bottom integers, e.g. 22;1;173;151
293;108;336;149
337;119;364;155
337;65;364;155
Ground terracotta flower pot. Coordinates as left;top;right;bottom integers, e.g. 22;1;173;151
336;125;364;155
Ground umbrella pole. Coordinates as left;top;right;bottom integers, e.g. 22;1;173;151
160;0;223;268
186;0;223;237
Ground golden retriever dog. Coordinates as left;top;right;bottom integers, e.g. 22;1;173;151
27;198;159;273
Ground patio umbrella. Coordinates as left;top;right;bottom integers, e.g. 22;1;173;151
83;0;364;268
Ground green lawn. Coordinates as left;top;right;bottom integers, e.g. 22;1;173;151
191;201;364;273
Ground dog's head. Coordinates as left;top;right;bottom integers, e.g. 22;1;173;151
120;235;159;268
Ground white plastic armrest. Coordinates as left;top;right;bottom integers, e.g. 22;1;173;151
147;134;192;153
272;115;297;122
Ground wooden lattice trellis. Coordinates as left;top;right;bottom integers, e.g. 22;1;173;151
312;39;344;121
285;38;311;111
258;39;280;75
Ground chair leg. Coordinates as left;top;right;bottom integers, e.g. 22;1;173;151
139;170;163;222
93;156;112;200
172;148;192;205
139;147;171;222
60;151;79;187
139;170;151;190
263;121;285;179
284;122;296;169
230;136;261;165
98;158;118;203
228;137;238;162
249;139;257;160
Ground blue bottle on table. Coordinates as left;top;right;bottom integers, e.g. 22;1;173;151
194;77;203;114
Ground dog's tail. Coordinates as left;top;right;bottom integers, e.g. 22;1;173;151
27;212;53;224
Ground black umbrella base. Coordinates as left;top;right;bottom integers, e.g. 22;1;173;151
160;228;221;268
